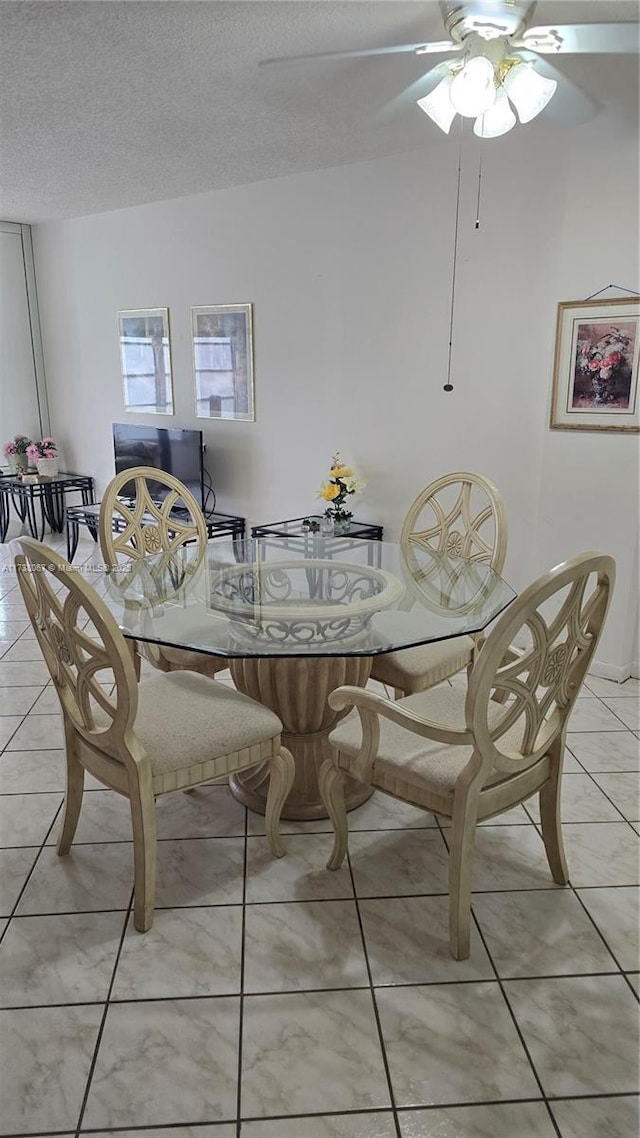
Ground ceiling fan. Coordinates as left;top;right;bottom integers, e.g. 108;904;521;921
261;2;638;138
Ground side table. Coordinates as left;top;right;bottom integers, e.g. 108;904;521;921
0;473;95;543
251;515;384;567
66;502;246;562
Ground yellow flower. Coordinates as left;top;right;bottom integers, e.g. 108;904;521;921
317;481;340;502
331;464;353;479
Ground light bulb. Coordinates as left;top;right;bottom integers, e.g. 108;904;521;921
504;61;557;123
474;90;516;137
449;56;497;118
416;75;456;134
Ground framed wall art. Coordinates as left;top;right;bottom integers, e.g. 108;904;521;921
549;297;639;433
191;303;255;422
117;308;174;415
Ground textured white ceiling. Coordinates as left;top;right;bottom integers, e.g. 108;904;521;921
1;0;638;223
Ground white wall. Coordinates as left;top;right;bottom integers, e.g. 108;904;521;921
32;115;639;676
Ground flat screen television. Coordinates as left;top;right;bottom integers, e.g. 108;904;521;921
112;423;204;510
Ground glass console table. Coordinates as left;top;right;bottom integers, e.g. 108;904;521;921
0;472;95;543
94;537;515;820
251;516;383;566
65;502;246;562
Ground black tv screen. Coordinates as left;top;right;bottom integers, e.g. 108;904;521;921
112;424;204;509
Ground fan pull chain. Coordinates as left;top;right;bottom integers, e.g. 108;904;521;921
475;148;483;229
443;121;464;393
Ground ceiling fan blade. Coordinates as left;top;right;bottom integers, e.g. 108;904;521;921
516;22;639;54
259;40;456;67
373;62;453;124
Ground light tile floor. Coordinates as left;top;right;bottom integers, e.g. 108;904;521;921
0;529;638;1137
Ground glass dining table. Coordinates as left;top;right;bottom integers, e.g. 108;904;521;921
92;537;516;820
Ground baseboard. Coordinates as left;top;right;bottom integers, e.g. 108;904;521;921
590;658;638;683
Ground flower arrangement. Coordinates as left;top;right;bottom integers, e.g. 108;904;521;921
26;437;58;463
575;325;634;407
317;452;366;528
3;434;32;458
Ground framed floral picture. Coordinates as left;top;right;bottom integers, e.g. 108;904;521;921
550;297;640;432
117;308;174;415
191;303;255;421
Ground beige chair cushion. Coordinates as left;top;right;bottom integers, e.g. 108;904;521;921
371;634;474;691
133;672;282;793
330;684;524;800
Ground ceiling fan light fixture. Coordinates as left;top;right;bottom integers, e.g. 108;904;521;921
417;75;457;133
449;55;497;117
503;60;558;123
473;90;516;137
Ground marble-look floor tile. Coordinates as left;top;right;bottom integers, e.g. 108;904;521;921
0;621;30;644
0;659;51;686
466;825;561;892
525;773;623;824
576;886;639;970
441;805;532;827
0;1004;102;1134
86;1130;235;1138
1;639;48;661
562;823;640;887
6;711;64;750
16;842;134;914
590;771;640;820
626;972;639;994
0;685;43;715
0;847;39;915
504;974;639;1095
112;906;243;999
359;895;493;984
584;676;636;697
600;697;640;731
472;889;616;977
0;791;62;847
349;829;450;898
398;1101;557;1137
46;788;133;845
241;989;390;1117
0;715;22;749
566;700;629;732
83;997;239;1128
29;685;63;714
0;748;66;793
154;837;245;908
156;784;247;839
0;911;125;1005
566;730;640;771
551;1095;639;1138
248;790;438;836
376;981;539;1106
244;899;368;992
245;834;353;903
241;1116;397;1137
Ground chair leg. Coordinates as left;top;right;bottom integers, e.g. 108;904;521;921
318;759;348;870
265;747;295;859
447;804;477;961
56;745;85;856
539;734;569;885
129;783;158;932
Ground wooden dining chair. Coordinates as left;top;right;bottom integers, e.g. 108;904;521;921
99;465;227;679
320;552;615;959
15;538;294;932
371;471;508;697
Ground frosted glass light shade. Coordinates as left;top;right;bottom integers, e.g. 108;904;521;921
474;90;516;137
504;62;557;123
417;75;456;134
449;57;496;118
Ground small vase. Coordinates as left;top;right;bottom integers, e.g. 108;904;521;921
36;457;59;478
333;515;352;535
9;453;29;474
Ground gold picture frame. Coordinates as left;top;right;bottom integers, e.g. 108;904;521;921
191;303;255;422
117;308;174;416
550;297;640;433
